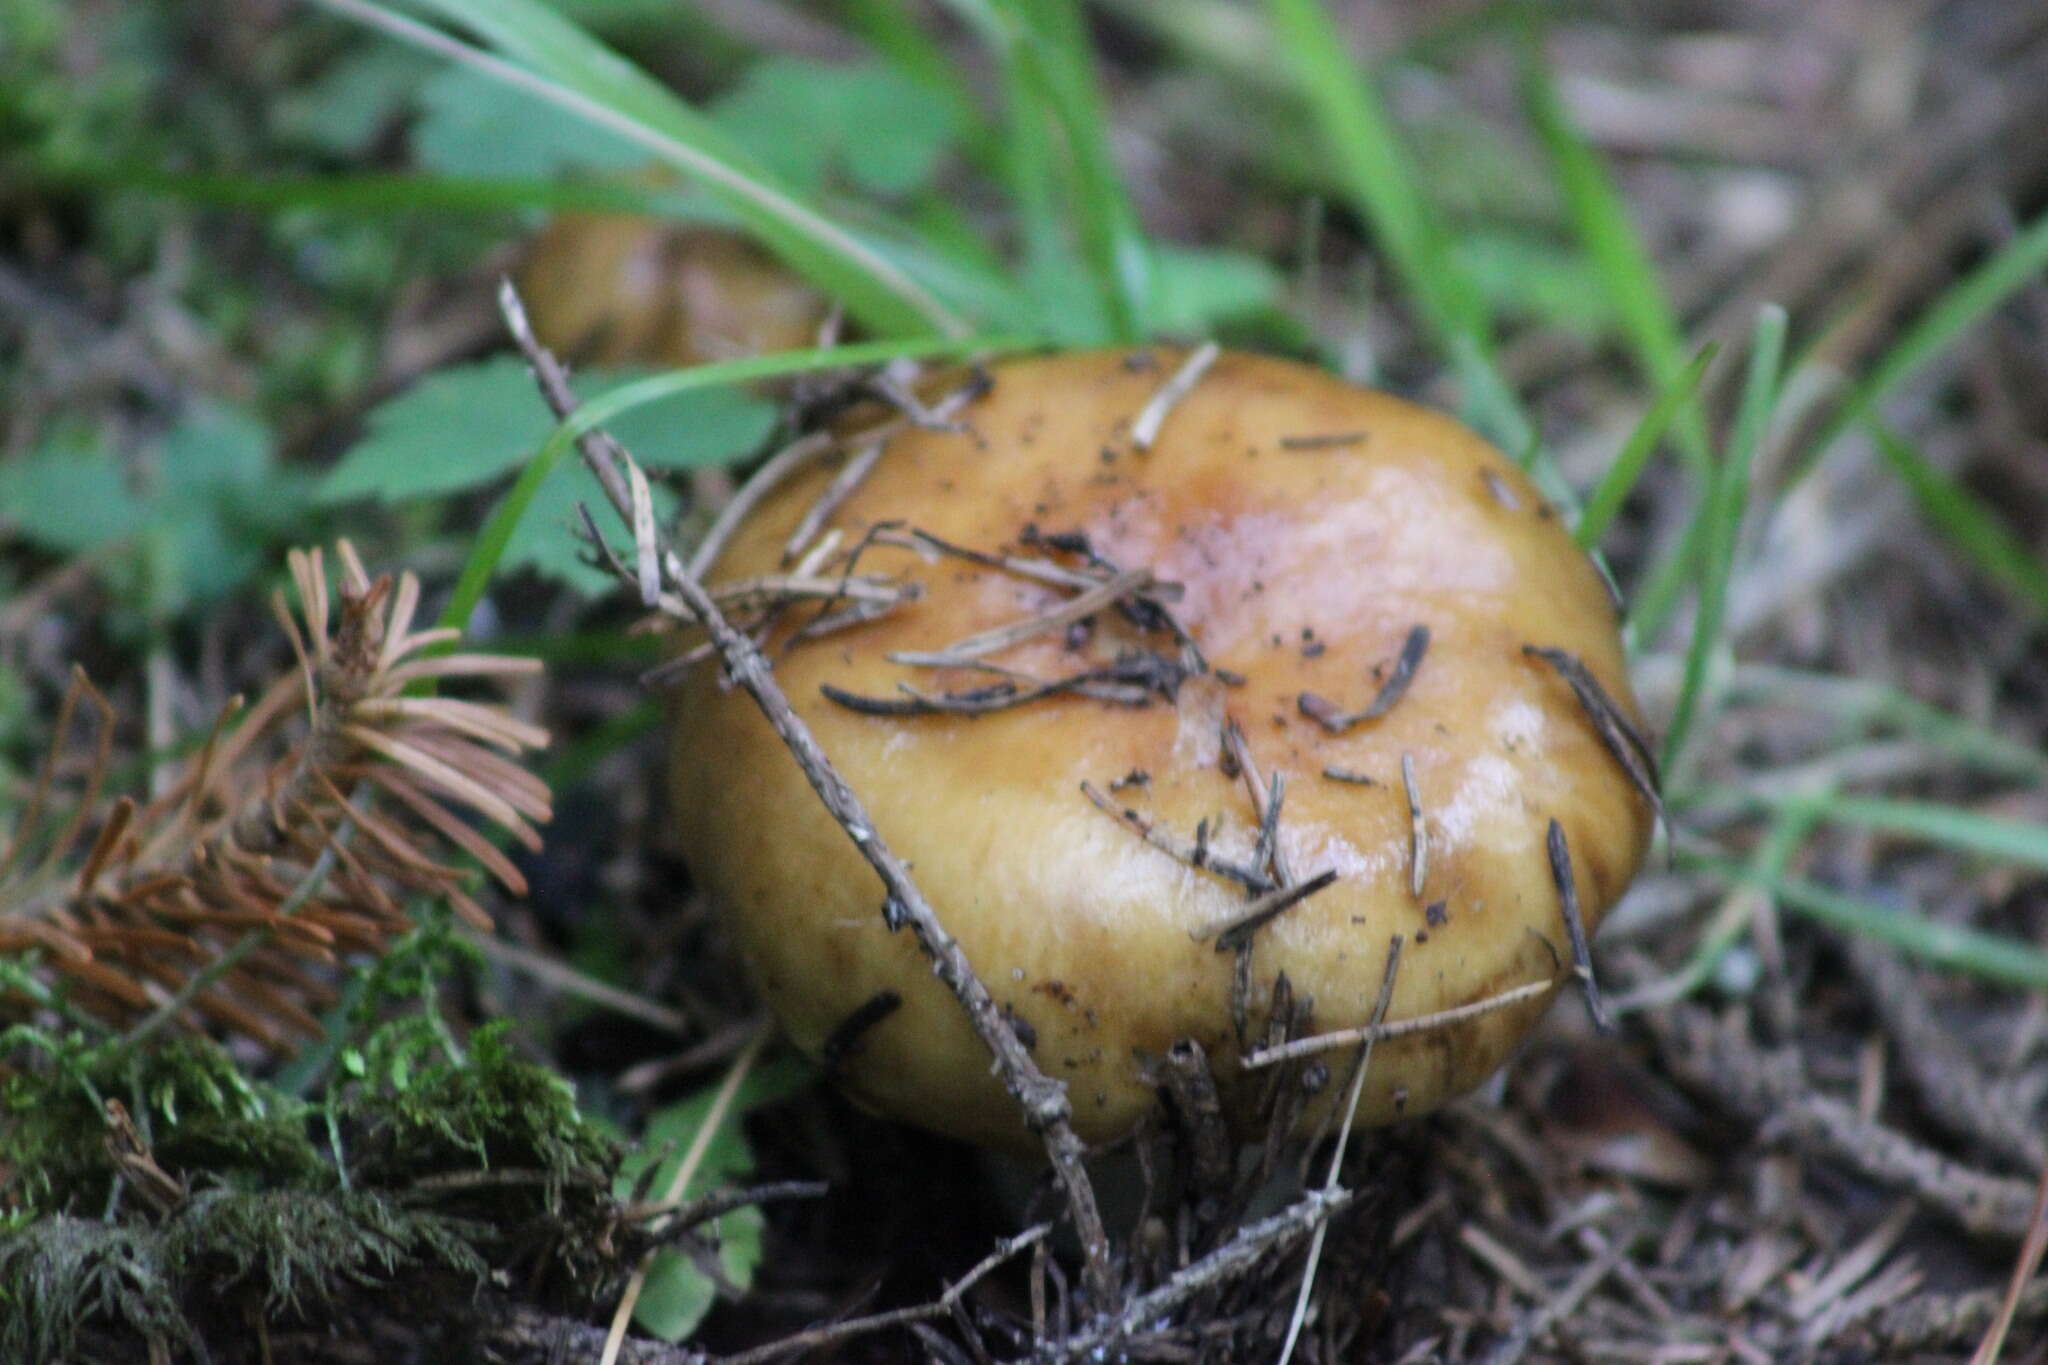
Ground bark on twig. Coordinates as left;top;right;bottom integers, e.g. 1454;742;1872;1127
500;280;1120;1311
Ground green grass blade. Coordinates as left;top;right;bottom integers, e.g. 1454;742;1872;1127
839;0;993;153
963;0;1157;341
1871;422;2048;621
1660;305;1786;769
1267;0;1464;339
1765;874;2048;990
1577;343;1717;548
1722;791;2048;873
1628;503;1704;647
1800;208;2048;477
1265;0;1535;453
1689;850;2048;990
1520;36;1709;476
22;159;714;218
1721;664;2048;782
1620;796;1822;1012
1029;0;1158;341
439;334;1035;632
315;0;969;340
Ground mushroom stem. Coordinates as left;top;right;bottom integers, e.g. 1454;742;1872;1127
499;279;1121;1310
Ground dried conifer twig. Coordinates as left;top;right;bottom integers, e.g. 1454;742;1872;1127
1644;1003;2042;1239
1522;644;1664;830
1199;870;1340;952
500;282;1120;1310
1297;624;1431;734
1131;341;1220;451
0;542;552;1049
715;1224;1052;1365
1042;1186;1354;1361
1546;820;1613;1034
1242;978;1559;1069
1079;782;1274;893
886;567;1156;669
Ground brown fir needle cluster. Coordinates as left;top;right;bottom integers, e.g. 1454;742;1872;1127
0;541;551;1049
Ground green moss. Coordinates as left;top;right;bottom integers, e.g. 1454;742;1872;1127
163;1187;486;1317
0;1011;620;1357
345;1021;615;1191
1;1034;323;1214
0;1216;192;1362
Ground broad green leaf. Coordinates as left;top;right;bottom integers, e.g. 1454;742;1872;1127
274;45;438;157
319;357;553;504
412;63;650;179
439;334;1033;631
350;0;968;337
162;401;274;493
150;404;304;611
1454;230;1613;338
711;57;960;198
1151;246;1284;333
615;1058;812;1342
0;428;143;554
320;357;774;590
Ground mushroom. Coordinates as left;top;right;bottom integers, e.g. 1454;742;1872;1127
520;219;827;367
667;347;1655;1152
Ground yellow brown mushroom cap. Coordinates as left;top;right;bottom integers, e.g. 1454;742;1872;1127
667;347;1654;1152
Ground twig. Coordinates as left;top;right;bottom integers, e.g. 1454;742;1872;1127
1401;753;1427;898
1875;1280;2048;1354
689;430;837;580
602;1027;769;1365
874;526;1109;593
633;1180;829;1236
1242;978;1558;1068
1477;1223;1639;1365
780;438;885;566
1645;1004;2043;1238
1971;1161;2048;1364
1149;1040;1233;1205
1038;1186;1353;1361
1080;781;1274;893
1844;937;2048;1171
459;925;692;1035
1546;820;1612;1034
1297;625;1431;734
617;1017;769;1094
1522;645;1664;832
1277;937;1403;1365
821;656;1167;717
501;283;1120;1311
820;989;902;1071
887;567;1155;668
1222;719;1292;885
1130;342;1219;451
716;1225;1052;1365
692;572;911;613
778;367;996;568
1198;870;1339;952
1278;431;1366;450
